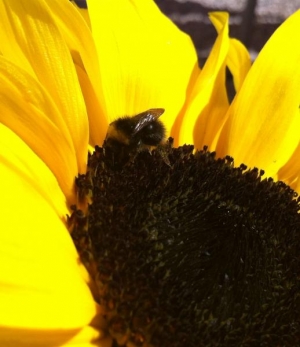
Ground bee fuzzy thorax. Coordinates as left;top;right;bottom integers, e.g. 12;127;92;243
104;108;166;168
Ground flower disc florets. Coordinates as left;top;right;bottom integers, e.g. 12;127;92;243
71;139;300;347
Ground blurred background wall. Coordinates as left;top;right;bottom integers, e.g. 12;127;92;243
154;0;300;62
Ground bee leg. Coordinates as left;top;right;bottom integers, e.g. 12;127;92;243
156;137;174;167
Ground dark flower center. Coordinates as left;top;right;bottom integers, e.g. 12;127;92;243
70;139;300;347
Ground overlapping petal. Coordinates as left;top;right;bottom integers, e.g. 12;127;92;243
174;12;229;148
0;0;88;175
0;56;77;202
174;12;251;150
86;0;198;137
0;124;103;346
42;0;107;146
217;10;300;179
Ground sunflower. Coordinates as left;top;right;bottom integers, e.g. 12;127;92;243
0;0;300;346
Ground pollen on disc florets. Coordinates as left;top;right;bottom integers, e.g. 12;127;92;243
71;139;300;347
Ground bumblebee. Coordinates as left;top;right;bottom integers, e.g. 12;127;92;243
104;108;166;168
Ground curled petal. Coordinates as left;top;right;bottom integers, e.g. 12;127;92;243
176;12;229;149
75;64;107;147
227;38;251;93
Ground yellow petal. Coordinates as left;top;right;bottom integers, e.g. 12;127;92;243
0;0;88;174
43;0;106;146
76;64;107;147
217;10;300;178
71;1;91;27
0;124;103;345
227;38;251;93
0;2;32;73
87;0;198;136
0;57;77;203
176;12;229;149
212;13;251;93
277;140;300;192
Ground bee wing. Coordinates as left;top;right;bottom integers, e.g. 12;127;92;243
132;108;165;136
